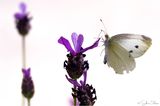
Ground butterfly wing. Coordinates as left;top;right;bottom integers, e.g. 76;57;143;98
111;34;152;58
106;40;136;74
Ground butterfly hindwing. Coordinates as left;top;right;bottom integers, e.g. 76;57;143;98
106;40;136;74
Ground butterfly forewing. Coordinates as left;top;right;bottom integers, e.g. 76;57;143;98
111;34;152;58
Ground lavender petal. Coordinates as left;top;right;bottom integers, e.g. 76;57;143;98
58;36;75;55
20;2;26;13
71;32;78;51
65;75;80;87
76;34;84;53
83;70;87;86
80;38;100;53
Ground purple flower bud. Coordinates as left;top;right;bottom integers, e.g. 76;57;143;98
22;68;34;100
66;71;97;106
72;84;97;106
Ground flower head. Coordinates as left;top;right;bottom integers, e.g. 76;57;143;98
59;32;100;79
22;68;34;100
73;84;97;106
58;32;100;56
66;71;97;106
14;2;31;36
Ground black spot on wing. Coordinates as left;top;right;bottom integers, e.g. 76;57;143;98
129;50;133;53
135;45;139;48
129;50;133;58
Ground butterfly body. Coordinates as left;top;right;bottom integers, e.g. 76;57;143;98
103;33;152;74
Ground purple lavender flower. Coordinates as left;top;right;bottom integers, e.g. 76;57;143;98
58;32;100;79
66;71;97;106
58;32;100;56
14;2;31;36
22;68;34;100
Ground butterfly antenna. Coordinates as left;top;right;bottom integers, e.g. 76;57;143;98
98;29;103;38
93;29;102;41
100;19;108;36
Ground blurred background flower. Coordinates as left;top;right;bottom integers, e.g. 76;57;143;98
14;2;32;36
22;68;34;101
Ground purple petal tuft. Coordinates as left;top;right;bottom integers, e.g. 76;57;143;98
58;36;75;55
20;2;26;13
22;68;31;78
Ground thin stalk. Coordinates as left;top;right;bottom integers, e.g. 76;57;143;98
22;36;26;106
28;99;30;106
73;85;77;106
22;36;26;68
74;97;76;106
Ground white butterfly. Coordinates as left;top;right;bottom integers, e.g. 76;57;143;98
103;33;152;74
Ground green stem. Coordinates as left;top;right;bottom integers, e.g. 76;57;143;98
74;96;76;106
73;86;76;106
22;36;26;68
22;36;26;106
28;99;30;106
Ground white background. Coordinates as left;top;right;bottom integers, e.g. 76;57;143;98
0;0;160;106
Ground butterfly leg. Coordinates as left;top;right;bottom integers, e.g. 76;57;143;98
103;55;107;64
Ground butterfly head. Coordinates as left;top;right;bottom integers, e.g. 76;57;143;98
104;34;109;40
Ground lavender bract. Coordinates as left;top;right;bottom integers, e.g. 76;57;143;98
14;2;31;36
